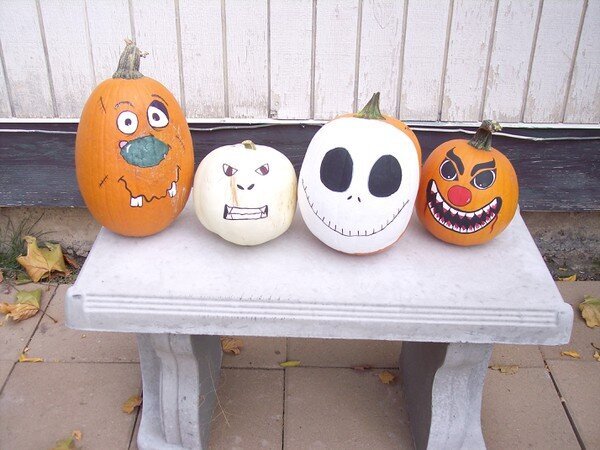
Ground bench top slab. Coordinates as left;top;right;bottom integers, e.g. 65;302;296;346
66;198;572;345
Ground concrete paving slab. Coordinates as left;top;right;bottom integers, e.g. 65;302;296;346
547;360;600;449
284;367;413;449
287;338;403;368
482;368;579;449
0;361;13;389
27;285;139;362
221;336;286;369
490;344;545;367
0;362;141;450
0;283;57;362
541;281;600;362
130;368;284;450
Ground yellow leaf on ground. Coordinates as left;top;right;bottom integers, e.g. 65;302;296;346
0;289;42;322
51;436;76;450
578;296;600;328
279;360;301;367
489;364;519;374
18;353;44;363
122;395;142;414
558;274;577;282
220;337;243;355
594;351;600;362
16;236;67;282
561;350;581;359
72;430;82;440
0;269;3;283
378;370;396;384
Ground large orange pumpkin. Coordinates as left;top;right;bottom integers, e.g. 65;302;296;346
416;120;518;246
76;40;194;237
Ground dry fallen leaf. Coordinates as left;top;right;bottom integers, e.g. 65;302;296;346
0;289;42;322
72;430;82;440
220;337;243;355
561;350;581;359
594;351;600;362
15;272;32;285
378;370;396;384
0;269;3;283
18;353;44;363
122;394;142;414
64;254;80;269
51;436;77;450
579;296;600;328
279;360;301;368
489;364;519;374
558;274;577;282
16;236;68;282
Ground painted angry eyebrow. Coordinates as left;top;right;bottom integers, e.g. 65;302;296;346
115;100;134;109
151;94;168;106
471;159;496;176
446;148;464;175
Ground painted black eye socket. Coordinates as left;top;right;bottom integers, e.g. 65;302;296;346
439;159;458;181
320;147;353;192
368;155;402;197
471;169;496;190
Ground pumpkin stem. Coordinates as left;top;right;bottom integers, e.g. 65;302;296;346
468;120;502;151
354;92;385;120
241;140;257;150
112;39;148;80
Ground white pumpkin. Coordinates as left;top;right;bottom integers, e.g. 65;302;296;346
194;140;297;245
298;93;421;254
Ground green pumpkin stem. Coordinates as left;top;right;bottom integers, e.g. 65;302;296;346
112;39;147;80
242;140;257;150
354;92;385;120
469;120;502;151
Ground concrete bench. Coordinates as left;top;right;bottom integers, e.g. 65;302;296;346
65;199;572;450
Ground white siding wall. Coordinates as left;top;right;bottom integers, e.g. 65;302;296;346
0;0;598;123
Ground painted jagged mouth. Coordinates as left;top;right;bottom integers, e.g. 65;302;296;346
302;179;409;237
426;179;502;234
223;205;268;220
118;165;180;208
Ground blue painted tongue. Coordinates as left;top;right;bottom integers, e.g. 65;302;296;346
120;135;170;168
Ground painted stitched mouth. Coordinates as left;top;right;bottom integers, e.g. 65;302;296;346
118;165;180;208
302;178;408;237
223;205;268;220
426;179;502;234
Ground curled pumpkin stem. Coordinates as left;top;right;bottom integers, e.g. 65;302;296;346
354;92;385;121
469;119;502;151
242;140;257;150
113;39;147;80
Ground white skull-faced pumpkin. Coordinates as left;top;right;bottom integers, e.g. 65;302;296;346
194;140;297;246
298;94;421;254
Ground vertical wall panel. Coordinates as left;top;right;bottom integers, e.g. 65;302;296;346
270;0;312;119
441;0;495;121
225;0;269;118
523;0;585;122
0;0;53;117
179;0;225;117
313;0;359;120
131;0;181;103
483;0;540;122
357;0;405;115
86;0;132;83
39;0;95;117
564;0;600;123
399;0;452;121
0;60;11;116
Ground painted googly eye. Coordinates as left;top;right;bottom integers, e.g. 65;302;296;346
147;100;169;128
471;169;496;190
116;111;138;135
255;164;269;176
223;164;238;176
439;159;458;181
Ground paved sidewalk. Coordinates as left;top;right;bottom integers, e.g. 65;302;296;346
0;282;598;449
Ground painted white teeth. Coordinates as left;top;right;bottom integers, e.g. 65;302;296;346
130;196;143;207
431;182;438;193
475;210;483;218
435;193;443;203
490;199;497;208
442;202;450;211
458;211;466;218
168;181;177;197
466;212;474;219
483;205;491;214
450;207;458;215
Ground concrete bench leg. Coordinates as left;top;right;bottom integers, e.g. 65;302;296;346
136;334;222;450
401;342;492;450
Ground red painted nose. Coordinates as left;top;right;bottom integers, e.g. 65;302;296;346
447;185;472;206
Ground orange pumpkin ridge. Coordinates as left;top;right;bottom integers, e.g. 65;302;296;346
75;40;194;237
416;120;519;246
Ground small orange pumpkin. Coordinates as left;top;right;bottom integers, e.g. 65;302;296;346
416;120;518;246
76;40;194;237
